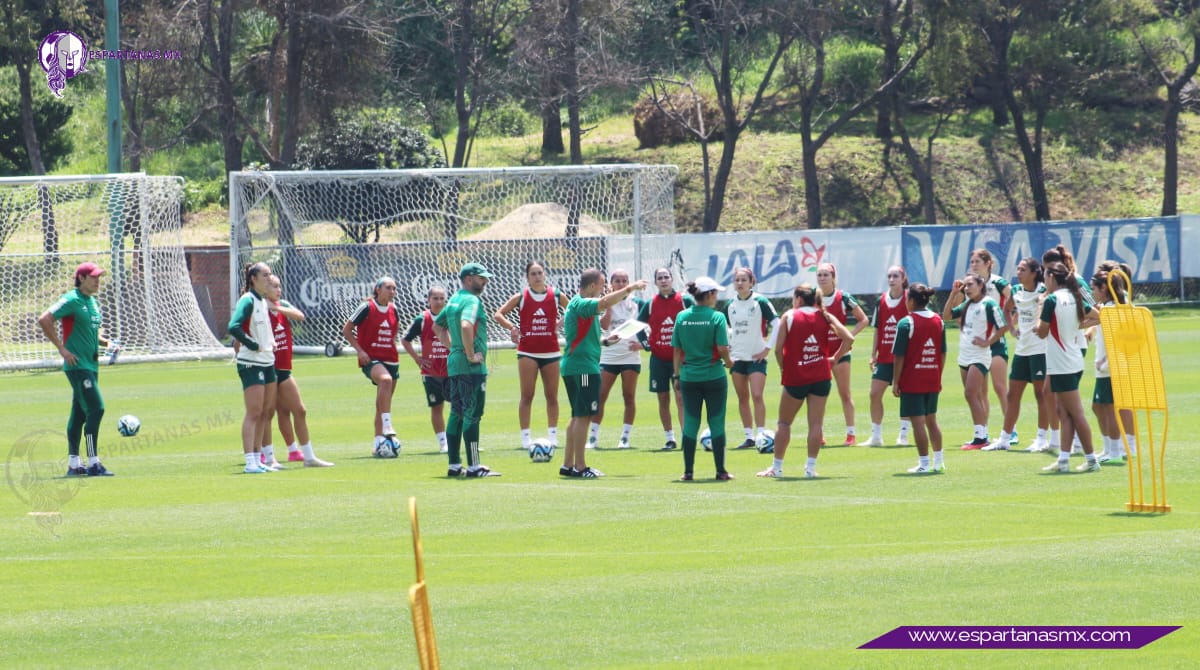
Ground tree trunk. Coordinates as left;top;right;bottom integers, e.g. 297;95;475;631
120;62;142;172
705;128;740;233
563;0;582;164
15;61;46;175
450;0;474;168
801;127;823;230
1005;88;1050;221
874;0;900;140
540;72;564;155
983;17;1013;127
1162;92;1179;216
280;0;305;168
892;105;938;225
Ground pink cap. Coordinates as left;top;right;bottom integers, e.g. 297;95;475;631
74;262;106;279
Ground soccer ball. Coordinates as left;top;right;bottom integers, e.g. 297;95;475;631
373;436;400;458
699;428;713;452
529;438;555;463
117;414;140;437
756;429;776;454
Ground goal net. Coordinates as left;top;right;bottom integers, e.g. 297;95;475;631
0;174;227;370
229;165;678;353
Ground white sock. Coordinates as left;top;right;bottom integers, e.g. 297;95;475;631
755;426;766;439
665;429;675;442
1125;434;1137;456
1058;451;1070;464
846;426;856;436
899;419;911;436
871;423;882;439
287;443;301;454
806;456;817;470
520;429;532;448
932;451;944;467
744;426;754;440
621;424;633;441
381;412;394;434
773;457;784;472
974;424;987;439
436;431;448;449
589;422;601;441
245;453;259;469
998;431;1011;445
918;455;930;468
547;427;558;444
1036;427;1048;442
1073;434;1082;448
69;455;81;468
300;442;316;460
88;455;100;466
263;444;274;461
1049;428;1061;447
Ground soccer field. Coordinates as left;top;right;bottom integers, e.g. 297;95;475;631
2;313;1198;669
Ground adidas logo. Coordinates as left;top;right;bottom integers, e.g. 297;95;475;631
274;323;285;332
663;316;674;325
533;308;545;316
923;338;934;346
886;315;896;324
804;334;819;344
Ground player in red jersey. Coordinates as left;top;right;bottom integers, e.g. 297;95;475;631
494;261;572;450
403;285;451;454
815;262;869;445
757;284;854;479
260;274;333;468
865;265;912;447
892;284;947;474
342;276;402;454
637;267;693;450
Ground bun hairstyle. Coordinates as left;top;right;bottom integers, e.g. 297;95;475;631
1020;257;1044;284
1096;259;1133;278
243;262;270;293
686;280;717;301
793;283;826;313
906;283;936;309
1042;244;1077;275
1045;261;1087;321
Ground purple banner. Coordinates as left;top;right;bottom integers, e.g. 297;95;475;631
860;625;1180;650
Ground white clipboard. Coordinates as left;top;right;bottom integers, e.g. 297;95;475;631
610;319;649;340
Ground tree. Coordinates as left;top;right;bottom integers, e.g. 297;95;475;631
1128;1;1200;216
784;0;934;228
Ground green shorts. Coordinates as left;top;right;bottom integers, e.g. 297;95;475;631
871;362;895;384
960;363;989;377
1049;371;1083;393
783;380;832;400
1092;376;1114;404
1009;354;1046;383
362;361;400;384
601;363;641;376
833;354;851;366
899;392;939;417
238;363;277;389
447;374;487;422
730;359;768;376
276;368;293;384
648;356;674;393
990;339;1010;361
517;354;561;369
563;374;601;417
423;375;448;407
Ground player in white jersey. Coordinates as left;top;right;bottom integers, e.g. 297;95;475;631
1036;262;1100;473
722;267;779;449
987;258;1053;452
969;249;1014;444
943;272;1006;449
591;270;645;450
1089;262;1138;464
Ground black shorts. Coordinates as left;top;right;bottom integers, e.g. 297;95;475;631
899;392;939;417
601;363;641;376
783;380;832;400
1049;371;1083;393
563;374;601;417
730;359;768;376
517;354;561;369
648;356;674;393
362;361;399;384
871;362;895;384
423;375;449;407
1009;354;1046;383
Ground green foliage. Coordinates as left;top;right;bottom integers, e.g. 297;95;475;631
294;108;447;170
0;67;73;175
823;37;883;101
476;100;536;138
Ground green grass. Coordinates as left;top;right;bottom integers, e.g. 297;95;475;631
2;315;1199;668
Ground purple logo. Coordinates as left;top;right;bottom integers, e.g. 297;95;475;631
38;30;89;98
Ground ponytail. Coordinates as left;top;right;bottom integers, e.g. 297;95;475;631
1046;262;1086;321
243;262;269;294
907;283;935;309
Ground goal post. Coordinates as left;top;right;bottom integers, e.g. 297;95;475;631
228;165;678;354
0;174;227;371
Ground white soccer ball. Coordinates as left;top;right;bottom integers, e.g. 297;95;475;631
529;438;556;463
699;428;713;452
117;414;140;437
756;429;776;454
373;436;400;458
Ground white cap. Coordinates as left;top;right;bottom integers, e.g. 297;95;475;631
693;276;725;293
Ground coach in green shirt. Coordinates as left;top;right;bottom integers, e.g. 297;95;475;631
671;276;734;481
37;262;118;477
559;269;647;478
433;262;500;478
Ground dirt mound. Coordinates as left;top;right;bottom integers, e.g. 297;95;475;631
467;203;610;239
633;91;724;149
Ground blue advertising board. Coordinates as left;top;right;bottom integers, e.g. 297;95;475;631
901;217;1180;289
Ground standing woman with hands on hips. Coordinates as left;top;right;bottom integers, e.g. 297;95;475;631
969;249;1014;444
723;267;779;449
943;273;1006;450
865;265;912;447
494;261;571;450
228;262;278;474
